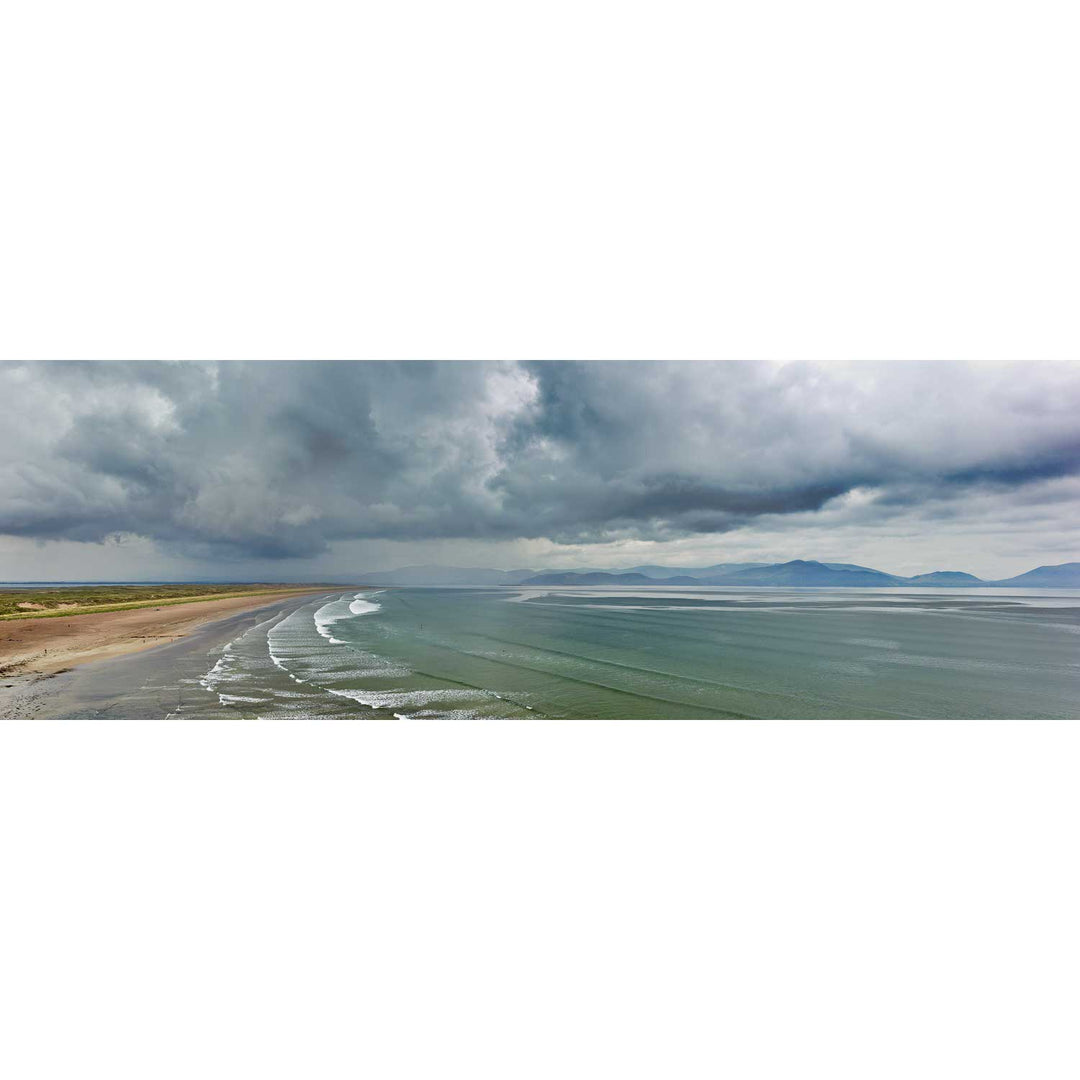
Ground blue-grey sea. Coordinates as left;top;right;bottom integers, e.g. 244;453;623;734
40;585;1080;719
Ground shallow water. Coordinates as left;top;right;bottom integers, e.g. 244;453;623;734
42;585;1080;719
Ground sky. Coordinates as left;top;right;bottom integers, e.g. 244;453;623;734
1;360;1078;581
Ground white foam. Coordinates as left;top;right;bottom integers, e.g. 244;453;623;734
349;596;382;616
313;592;381;643
326;687;486;711
200;644;235;692
313;597;353;641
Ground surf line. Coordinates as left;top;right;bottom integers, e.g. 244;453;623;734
314;590;383;643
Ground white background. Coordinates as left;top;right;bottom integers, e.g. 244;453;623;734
2;2;1080;1078
3;0;1079;361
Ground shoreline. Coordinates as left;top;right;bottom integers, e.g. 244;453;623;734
1;588;361;720
0;588;347;681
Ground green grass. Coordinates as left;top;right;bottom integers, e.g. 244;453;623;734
0;584;331;620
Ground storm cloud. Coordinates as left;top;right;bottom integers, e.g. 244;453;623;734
2;360;1079;565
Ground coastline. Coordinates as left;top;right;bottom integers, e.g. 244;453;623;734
0;588;354;719
0;587;341;677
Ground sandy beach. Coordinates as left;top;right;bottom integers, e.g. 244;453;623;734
0;588;351;720
0;588;332;680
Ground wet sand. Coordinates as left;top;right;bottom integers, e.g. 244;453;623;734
0;589;340;719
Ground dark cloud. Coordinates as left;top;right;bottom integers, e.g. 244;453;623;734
2;360;1079;560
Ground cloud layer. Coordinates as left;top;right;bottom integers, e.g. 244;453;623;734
2;361;1079;566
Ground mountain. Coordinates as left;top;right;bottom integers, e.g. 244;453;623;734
703;560;903;587
988;562;1080;587
358;560;1079;589
905;571;983;586
364;564;773;586
823;562;888;573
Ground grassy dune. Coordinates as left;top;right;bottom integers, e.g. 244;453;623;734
0;584;332;621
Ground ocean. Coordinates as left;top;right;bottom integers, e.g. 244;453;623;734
44;584;1080;719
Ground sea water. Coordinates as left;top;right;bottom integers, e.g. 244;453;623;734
176;586;1080;719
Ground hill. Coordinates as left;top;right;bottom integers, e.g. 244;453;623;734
989;562;1080;587
823;562;890;573
356;560;1079;588
905;571;983;586
704;560;903;587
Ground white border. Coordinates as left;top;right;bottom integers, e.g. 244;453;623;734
3;720;1079;1078
3;1;1079;360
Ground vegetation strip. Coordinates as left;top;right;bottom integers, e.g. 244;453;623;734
0;586;330;621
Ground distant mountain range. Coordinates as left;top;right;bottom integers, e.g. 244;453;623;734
357;562;772;586
359;560;1080;588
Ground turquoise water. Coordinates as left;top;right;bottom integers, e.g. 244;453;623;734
179;586;1080;719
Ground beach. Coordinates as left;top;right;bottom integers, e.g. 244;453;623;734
0;588;337;718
